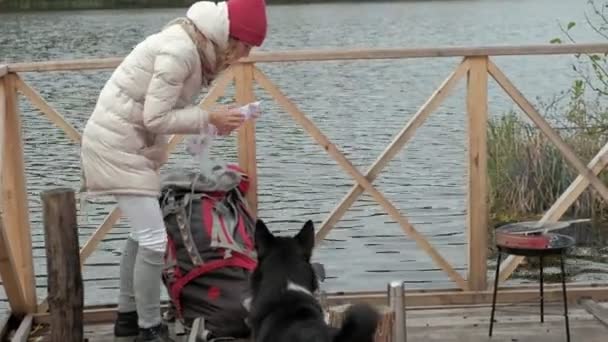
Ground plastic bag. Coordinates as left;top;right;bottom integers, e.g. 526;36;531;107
186;123;219;175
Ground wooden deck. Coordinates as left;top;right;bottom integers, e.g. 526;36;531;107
22;300;608;341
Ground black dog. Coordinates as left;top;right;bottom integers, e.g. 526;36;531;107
247;219;379;342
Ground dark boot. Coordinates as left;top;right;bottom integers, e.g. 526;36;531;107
135;323;174;342
114;311;139;340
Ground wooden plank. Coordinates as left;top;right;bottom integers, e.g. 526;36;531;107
254;66;468;290
405;302;588;319
498;140;608;281
31;284;608;326
10;314;32;342
580;299;608;327
405;321;607;342
0;70;5;179
7;44;608;72
35;307;126;325
488;60;608;204
15;75;81;143
409;307;593;327
466;56;489;291
1;74;37;313
33;304;608;342
36;281;608;309
315;58;470;244
0;81;23;313
8;57;124;73
0;65;7;78
42;188;84;341
328;285;608;308
234;63;259;216
241;43;608;62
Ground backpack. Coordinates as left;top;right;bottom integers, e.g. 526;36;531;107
159;164;257;339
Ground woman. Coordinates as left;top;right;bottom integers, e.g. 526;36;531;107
79;1;267;341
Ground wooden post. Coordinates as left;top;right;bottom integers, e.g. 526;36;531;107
328;304;394;342
0;72;5;173
1;73;37;313
41;188;84;341
0;76;27;315
465;56;489;291
234;63;258;217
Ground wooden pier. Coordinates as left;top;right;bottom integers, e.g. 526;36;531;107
2;43;608;340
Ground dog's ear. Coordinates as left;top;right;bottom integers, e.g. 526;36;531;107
255;219;274;258
295;220;315;260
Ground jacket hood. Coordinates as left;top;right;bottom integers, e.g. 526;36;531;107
186;1;230;51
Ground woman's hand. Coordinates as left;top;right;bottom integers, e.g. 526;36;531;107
208;105;244;136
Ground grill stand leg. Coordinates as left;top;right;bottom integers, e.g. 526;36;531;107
560;253;570;342
540;255;544;323
489;251;502;337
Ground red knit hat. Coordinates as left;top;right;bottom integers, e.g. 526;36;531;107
227;0;268;47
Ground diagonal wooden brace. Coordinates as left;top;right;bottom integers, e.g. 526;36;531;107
313;58;470;243
253;66;468;289
15;76;81;144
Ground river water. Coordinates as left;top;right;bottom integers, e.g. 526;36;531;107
1;0;608;314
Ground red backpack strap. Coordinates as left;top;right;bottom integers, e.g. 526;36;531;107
169;255;257;316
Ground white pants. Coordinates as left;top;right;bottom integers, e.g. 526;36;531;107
115;195;167;252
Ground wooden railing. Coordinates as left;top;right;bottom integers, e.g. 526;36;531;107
2;43;608;318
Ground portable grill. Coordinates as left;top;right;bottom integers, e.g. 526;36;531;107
489;220;578;342
494;221;570;250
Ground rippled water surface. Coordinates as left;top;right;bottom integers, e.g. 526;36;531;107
1;0;608;314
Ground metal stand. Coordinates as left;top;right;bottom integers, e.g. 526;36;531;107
560;253;571;342
388;281;406;342
489;249;571;342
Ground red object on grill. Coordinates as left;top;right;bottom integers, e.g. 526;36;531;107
495;232;551;249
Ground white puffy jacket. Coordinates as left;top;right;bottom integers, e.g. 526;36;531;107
81;2;230;198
